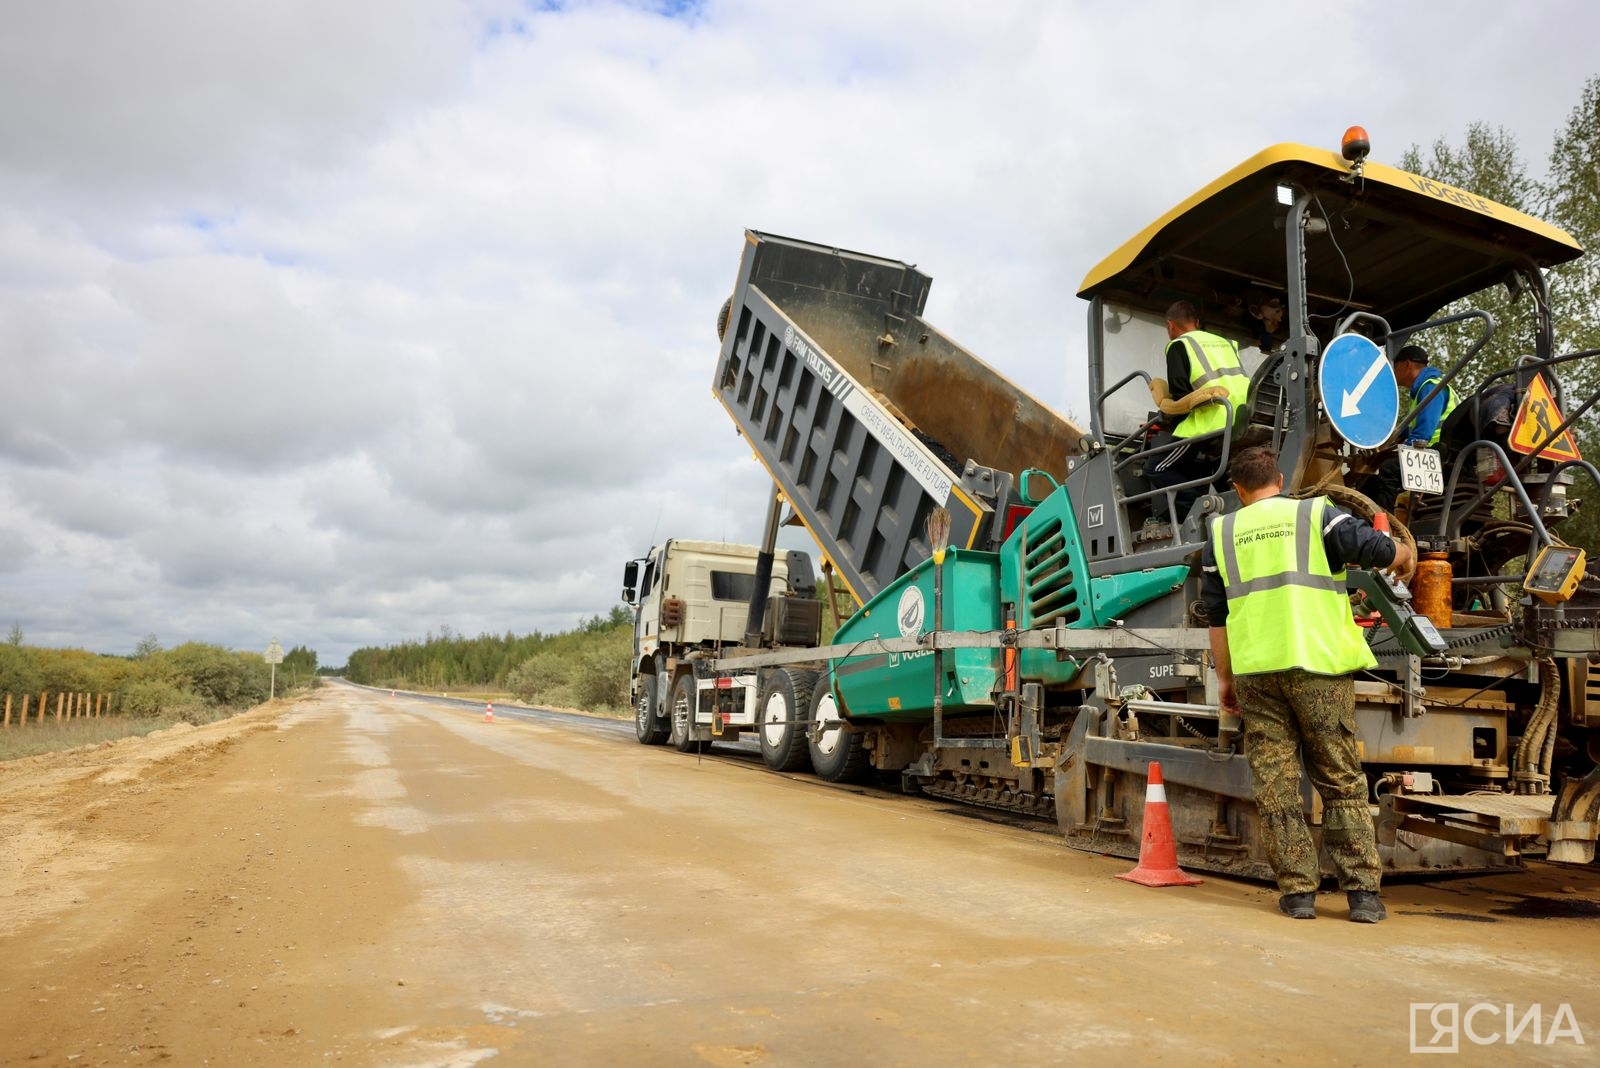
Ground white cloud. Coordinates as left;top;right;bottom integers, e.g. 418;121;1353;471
1;0;1596;661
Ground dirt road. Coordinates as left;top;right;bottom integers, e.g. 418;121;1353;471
2;685;1596;1066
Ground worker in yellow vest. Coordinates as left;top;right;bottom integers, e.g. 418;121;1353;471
1147;300;1251;525
1202;446;1413;922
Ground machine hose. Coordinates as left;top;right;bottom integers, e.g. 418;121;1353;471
1296;478;1417;582
1513;658;1561;794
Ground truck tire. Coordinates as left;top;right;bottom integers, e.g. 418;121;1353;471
669;672;704;754
716;296;732;342
807;683;869;783
635;663;669;745
759;669;816;773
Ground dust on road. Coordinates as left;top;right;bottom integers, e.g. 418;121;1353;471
1;685;1595;1066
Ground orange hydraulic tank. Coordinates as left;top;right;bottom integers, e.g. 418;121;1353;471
1412;552;1454;631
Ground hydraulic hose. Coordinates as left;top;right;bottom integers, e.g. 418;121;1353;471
1513;658;1560;794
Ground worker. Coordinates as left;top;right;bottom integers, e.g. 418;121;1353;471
1202;445;1414;922
1394;344;1459;448
1366;344;1461;510
1147;300;1251;524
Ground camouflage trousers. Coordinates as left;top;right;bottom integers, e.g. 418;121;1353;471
1236;669;1382;895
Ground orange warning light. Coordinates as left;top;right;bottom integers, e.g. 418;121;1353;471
1341;126;1371;164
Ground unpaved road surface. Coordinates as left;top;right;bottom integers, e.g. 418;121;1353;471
2;684;1597;1066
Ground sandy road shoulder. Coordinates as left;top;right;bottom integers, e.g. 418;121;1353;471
0;696;304;929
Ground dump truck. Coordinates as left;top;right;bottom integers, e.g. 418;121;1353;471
636;133;1600;879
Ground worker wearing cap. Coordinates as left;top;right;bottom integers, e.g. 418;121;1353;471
1147;300;1251;525
1366;343;1461;509
1394;344;1459;447
1203;445;1414;923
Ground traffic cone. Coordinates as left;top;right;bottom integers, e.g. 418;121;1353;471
1116;761;1203;887
484;702;495;723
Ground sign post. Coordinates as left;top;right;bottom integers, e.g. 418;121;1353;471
265;637;284;700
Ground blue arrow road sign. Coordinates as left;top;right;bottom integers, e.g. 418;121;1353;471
1319;333;1398;449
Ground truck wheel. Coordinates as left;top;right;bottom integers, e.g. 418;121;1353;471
716;296;732;342
759;669;816;773
807;684;869;783
669;673;704;754
635;666;668;745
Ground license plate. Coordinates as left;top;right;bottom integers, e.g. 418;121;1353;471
1399;445;1444;494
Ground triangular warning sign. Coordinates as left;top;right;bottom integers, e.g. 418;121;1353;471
1508;372;1582;462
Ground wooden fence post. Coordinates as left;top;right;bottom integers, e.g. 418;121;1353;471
55;692;64;723
37;692;45;725
20;694;29;727
3;693;10;729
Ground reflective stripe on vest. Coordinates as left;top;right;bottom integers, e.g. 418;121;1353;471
1408;372;1460;447
1211;496;1377;676
1174;331;1250;439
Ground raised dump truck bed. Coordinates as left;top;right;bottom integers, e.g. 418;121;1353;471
714;231;1083;605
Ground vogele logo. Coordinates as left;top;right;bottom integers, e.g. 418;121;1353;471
1409;1003;1586;1052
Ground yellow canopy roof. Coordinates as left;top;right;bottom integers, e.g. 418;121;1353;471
1077;143;1582;331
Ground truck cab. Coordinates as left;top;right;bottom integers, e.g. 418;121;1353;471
622;539;819;746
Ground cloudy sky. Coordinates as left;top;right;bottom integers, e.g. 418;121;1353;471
3;1;1596;666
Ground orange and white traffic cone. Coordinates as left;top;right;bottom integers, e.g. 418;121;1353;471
1116;761;1203;887
484;702;495;723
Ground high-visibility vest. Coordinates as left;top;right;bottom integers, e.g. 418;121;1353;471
1406;368;1460;447
1211;496;1377;676
1172;330;1251;439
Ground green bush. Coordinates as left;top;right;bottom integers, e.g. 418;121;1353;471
506;652;570;704
163;643;270;706
118;678;199;718
571;628;630;711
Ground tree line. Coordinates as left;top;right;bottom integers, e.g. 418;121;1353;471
0;630;319;722
342;606;633;711
1400;75;1600;548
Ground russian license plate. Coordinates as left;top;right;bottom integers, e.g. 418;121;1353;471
1399;445;1444;494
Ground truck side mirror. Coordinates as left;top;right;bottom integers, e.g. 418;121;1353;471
622;587;636;604
623;561;639;589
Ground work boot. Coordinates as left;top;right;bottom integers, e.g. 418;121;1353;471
1278;892;1316;919
1347;890;1387;923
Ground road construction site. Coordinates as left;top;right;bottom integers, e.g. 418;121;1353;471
1;683;1594;1066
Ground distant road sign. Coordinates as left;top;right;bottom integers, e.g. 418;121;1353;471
1508;372;1581;462
1319;333;1399;450
265;638;284;665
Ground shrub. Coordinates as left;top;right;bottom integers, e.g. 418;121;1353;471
118;678;197;718
506;652;569;704
162;643;270;706
571;628;630;711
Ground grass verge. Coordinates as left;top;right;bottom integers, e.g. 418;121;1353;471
0;708;244;763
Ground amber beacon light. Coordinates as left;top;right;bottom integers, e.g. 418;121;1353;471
1341;125;1371;181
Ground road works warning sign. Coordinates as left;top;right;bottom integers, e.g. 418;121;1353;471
1508;372;1581;462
